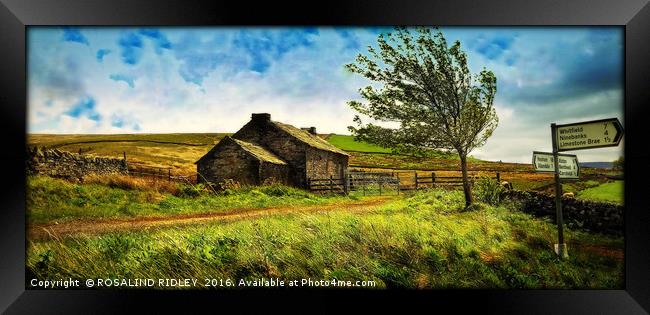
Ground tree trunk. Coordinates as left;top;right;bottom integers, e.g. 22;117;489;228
460;154;473;207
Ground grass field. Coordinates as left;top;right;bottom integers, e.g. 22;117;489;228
325;134;394;153
27;186;623;289
28;133;225;175
27;175;359;224
576;181;624;204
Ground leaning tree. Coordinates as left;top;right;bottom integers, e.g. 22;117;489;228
345;27;498;207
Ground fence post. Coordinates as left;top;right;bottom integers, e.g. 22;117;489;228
396;173;400;195
343;170;349;195
415;172;418;190
329;175;334;194
379;176;383;196
496;172;501;183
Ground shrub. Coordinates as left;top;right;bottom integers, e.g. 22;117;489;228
176;183;207;198
474;176;505;206
258;184;290;197
217;179;241;191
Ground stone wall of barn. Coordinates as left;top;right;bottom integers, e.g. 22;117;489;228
26;147;128;180
259;162;290;185
233;119;309;187
197;142;260;185
231;114;349;188
305;148;348;181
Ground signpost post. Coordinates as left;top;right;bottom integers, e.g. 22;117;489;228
551;123;567;258
537;118;624;259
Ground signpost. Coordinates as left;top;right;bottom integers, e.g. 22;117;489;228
537;118;624;259
555;118;624;152
532;151;579;179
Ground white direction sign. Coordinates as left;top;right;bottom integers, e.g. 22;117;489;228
555;118;624;152
532;151;580;179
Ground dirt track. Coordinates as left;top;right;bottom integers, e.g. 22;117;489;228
28;196;394;241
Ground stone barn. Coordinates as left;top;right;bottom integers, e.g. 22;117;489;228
196;113;349;188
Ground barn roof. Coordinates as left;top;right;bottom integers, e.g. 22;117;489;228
229;137;287;165
195;136;287;165
271;121;349;156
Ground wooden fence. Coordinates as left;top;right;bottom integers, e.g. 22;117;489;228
128;163;171;181
308;171;504;195
414;172;468;188
127;162;196;183
349;171;400;195
411;171;502;190
308;171;400;195
307;176;348;194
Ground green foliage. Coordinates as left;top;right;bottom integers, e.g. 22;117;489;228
345;27;499;206
474;176;505;206
256;184;310;198
345;27;498;155
177;183;206;198
27;190;623;289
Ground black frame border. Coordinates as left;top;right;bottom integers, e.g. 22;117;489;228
1;0;649;313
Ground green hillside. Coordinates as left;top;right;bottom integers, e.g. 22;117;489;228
325;134;393;153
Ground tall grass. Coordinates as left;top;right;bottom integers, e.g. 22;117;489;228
27;190;623;289
474;176;505;205
27;175;359;224
83;174;180;195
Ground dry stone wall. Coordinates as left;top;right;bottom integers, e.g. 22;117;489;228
26;147;128;180
503;189;623;235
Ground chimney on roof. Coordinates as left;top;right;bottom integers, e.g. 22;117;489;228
301;127;317;135
252;113;271;123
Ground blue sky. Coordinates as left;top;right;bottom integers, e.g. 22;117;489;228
28;26;623;163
